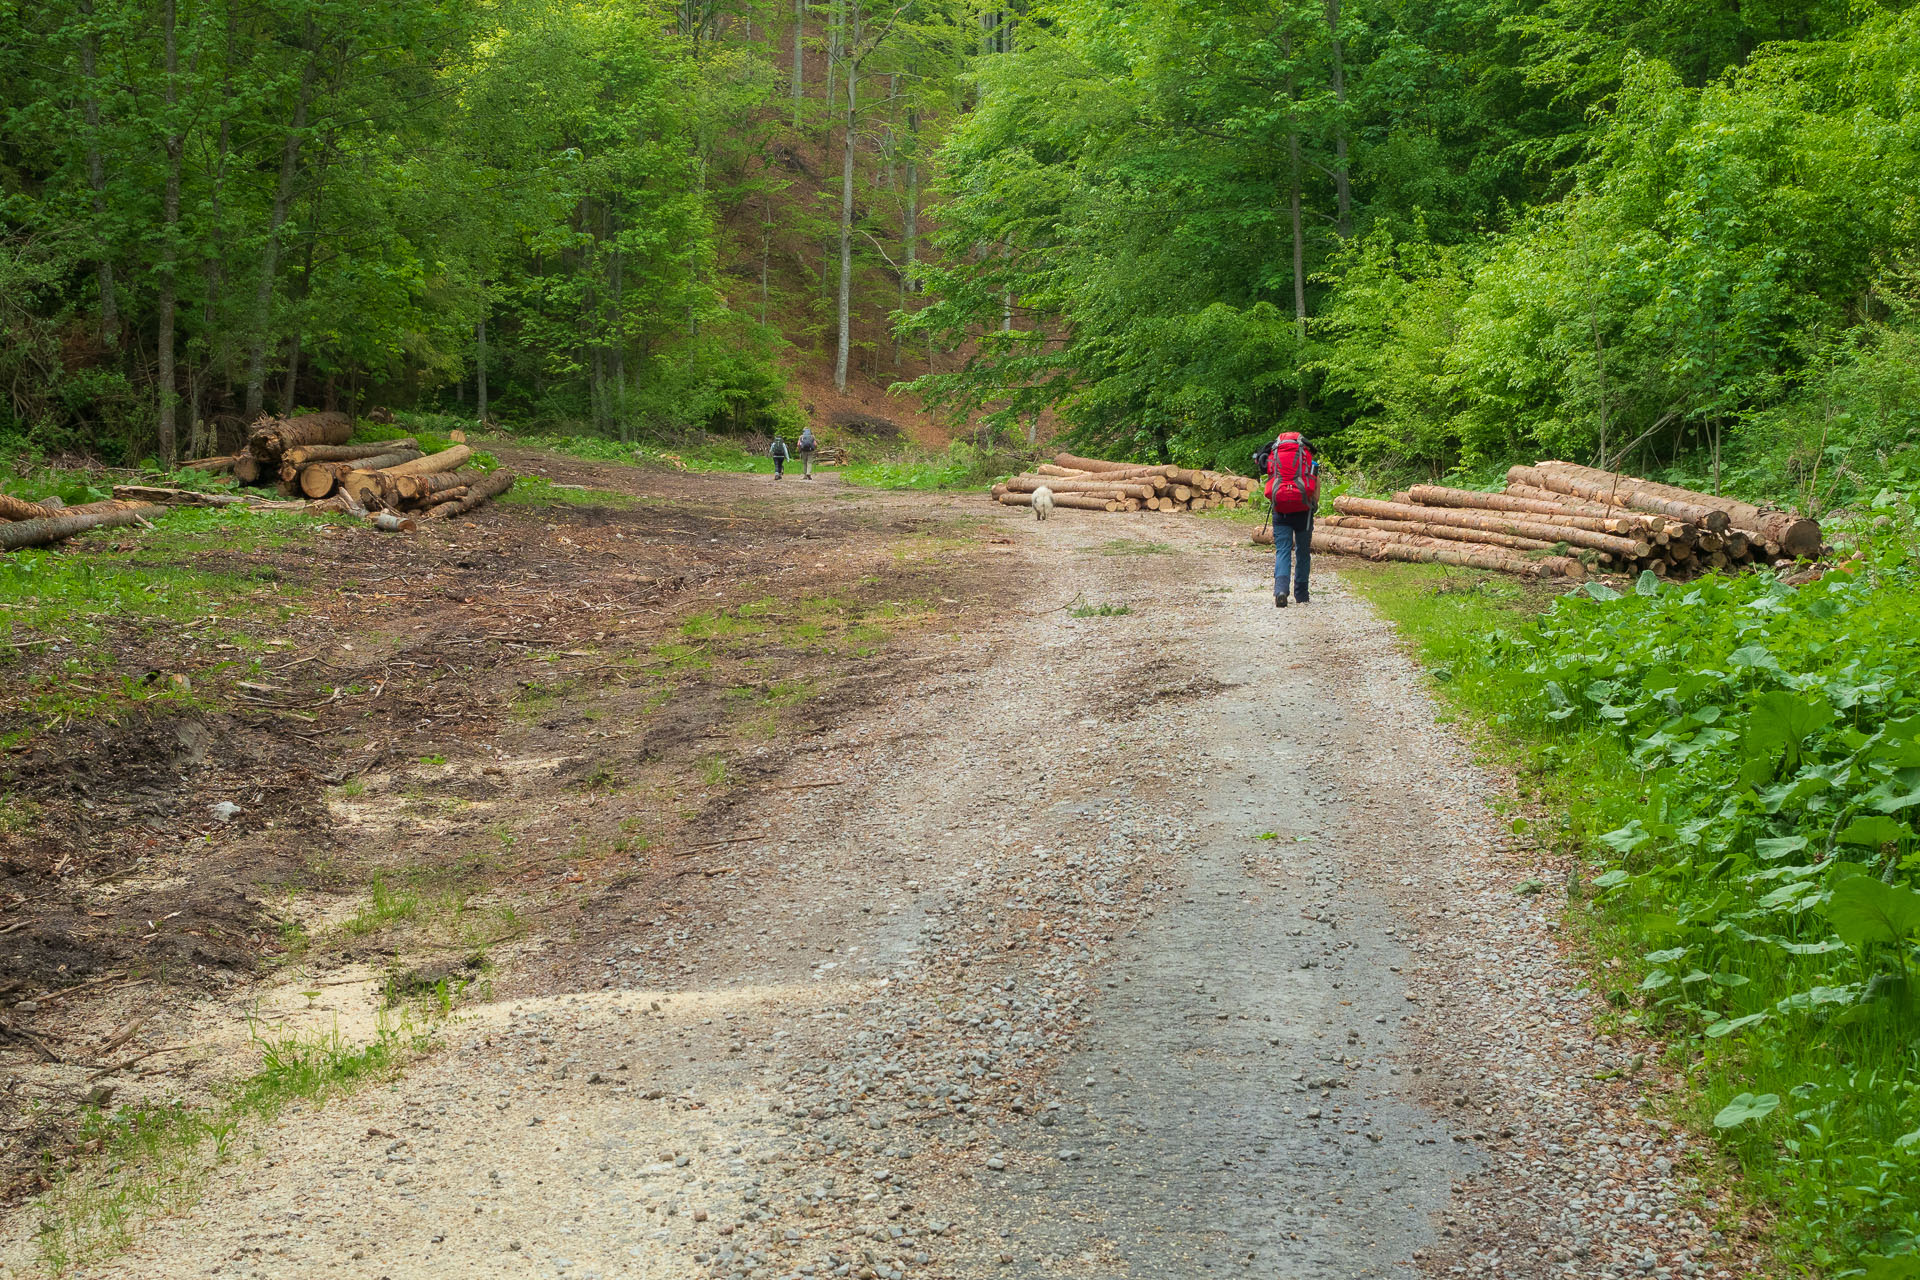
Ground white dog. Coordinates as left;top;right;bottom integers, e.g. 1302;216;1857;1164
1032;486;1054;521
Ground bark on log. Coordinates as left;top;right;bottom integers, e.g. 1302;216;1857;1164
1323;513;1575;556
246;411;352;465
1509;464;1730;533
1051;452;1137;473
421;470;517;521
299;450;423;498
1408;485;1667;535
394;471;471;503
232;454;266;486
1004;476;1155;499
180;455;238;473
109;485;251;508
343;470;400;510
1537;460;1820;557
1312;528;1586;579
424;486;470;507
1036;465;1095;479
0;494;63;522
1333;496;1650;559
369;512;417;533
282;439;418;469
0;504;155;551
996;491;1118;512
381;445;472;478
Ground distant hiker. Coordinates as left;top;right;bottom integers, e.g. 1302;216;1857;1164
769;436;790;480
1257;430;1318;607
797;427;818;480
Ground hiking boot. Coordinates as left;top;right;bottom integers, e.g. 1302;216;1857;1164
1295;593;1310;605
1274;591;1288;608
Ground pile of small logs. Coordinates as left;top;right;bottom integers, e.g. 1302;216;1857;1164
183;411;517;524
989;452;1258;514
1304;460;1823;581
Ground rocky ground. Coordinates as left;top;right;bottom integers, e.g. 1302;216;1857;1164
0;463;1759;1278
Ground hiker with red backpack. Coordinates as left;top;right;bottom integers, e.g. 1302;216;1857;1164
1256;430;1319;608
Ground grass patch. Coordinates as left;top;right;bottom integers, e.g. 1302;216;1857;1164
1070;601;1133;617
1342;505;1920;1272
1094;538;1176;556
842;441;1021;491
33;1019;425;1274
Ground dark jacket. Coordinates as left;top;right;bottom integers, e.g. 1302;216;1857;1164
797;429;816;454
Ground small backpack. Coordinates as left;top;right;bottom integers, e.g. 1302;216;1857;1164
1263;432;1317;514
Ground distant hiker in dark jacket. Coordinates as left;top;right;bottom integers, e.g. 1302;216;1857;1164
797;427;818;480
1257;431;1319;607
770;436;790;480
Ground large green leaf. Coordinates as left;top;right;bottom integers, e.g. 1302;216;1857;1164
1839;816;1913;848
1712;1092;1780;1128
1825;872;1920;948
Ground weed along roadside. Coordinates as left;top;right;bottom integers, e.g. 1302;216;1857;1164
1341;489;1920;1274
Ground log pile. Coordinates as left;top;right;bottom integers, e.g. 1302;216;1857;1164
988;452;1258;514
1305;460;1823;581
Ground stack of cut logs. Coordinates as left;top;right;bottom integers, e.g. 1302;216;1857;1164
989;452;1257;514
1307;460;1824;581
185;411;515;523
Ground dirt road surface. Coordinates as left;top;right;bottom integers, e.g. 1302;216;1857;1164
0;462;1748;1278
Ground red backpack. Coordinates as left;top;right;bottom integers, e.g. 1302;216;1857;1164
1264;432;1318;514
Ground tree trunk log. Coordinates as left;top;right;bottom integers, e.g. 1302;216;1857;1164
1536;460;1820;557
180;455;238;473
422;470;516;521
1051;452;1137;473
996;491;1118;512
246;411;352;467
1003;476;1155;499
381;445;472;477
424;486;470;508
394;471;471;503
299;450;424;498
282;439;417;469
0;504;155;551
1312;528;1585;579
109;485;251;508
1407;485;1667;535
1334;496;1650;559
1323;513;1582;557
1508;464;1730;534
0;494;62;522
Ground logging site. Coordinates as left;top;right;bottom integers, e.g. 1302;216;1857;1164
10;0;1920;1277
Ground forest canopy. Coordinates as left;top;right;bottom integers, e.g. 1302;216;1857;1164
4;0;1919;510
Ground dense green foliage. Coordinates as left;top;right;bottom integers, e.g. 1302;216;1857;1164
913;0;1920;504
1359;497;1920;1270
0;1;972;461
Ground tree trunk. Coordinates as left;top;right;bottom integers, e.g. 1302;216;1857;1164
792;0;805;126
1508;464;1733;532
154;0;185;465
833;10;858;394
1312;528;1586;580
475;316;489;427
0;506;156;553
76;0;119;346
1534;461;1821;556
1404;484;1669;535
422;470;517;521
1333;495;1651;559
243;55;320;422
1326;0;1353;239
1284;36;1307;346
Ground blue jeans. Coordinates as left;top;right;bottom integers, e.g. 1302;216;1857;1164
1274;512;1312;600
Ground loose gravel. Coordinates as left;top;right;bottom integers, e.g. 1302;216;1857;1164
25;490;1758;1280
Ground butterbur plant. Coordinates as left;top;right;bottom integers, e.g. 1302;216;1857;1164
1450;525;1920;1267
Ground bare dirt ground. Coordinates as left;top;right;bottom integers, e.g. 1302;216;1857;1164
0;458;1757;1278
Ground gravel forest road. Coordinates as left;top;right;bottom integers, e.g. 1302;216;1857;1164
46;478;1742;1280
